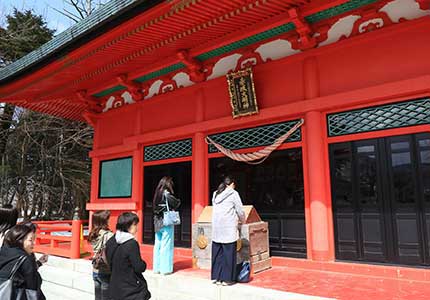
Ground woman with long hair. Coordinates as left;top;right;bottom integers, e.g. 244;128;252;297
88;210;113;300
0;204;18;247
152;176;181;275
105;212;150;300
0;224;46;299
211;176;245;286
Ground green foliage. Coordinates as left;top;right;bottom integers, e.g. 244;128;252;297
0;9;54;62
0;9;91;219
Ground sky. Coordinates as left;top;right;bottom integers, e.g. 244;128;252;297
0;0;108;34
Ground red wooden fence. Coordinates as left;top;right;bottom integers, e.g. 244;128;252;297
33;220;89;259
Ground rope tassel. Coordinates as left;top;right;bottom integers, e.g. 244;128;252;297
205;119;304;165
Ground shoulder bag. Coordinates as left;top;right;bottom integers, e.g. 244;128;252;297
0;255;27;300
92;231;110;271
163;193;181;226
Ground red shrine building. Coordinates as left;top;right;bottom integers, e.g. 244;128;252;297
0;0;429;271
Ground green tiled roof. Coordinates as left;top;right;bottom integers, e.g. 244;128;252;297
0;0;153;82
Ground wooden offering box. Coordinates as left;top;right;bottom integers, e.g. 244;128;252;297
192;205;272;274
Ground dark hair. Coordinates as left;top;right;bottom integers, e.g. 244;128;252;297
216;176;235;195
116;212;139;232
4;224;36;249
152;176;174;208
0;204;18;235
88;210;111;242
20;221;37;232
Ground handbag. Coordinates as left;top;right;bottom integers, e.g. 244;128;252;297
163;193;181;226
0;255;27;300
92;231;110;271
236;261;251;283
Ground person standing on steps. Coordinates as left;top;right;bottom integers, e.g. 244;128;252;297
106;212;151;300
89;210;114;300
0;224;46;299
211;176;245;286
152;176;181;275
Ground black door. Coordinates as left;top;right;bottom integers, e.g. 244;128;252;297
210;148;306;258
330;133;430;266
143;162;192;248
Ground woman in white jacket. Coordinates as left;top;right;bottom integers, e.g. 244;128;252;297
211;176;245;286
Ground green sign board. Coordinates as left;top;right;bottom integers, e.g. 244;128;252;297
99;157;132;198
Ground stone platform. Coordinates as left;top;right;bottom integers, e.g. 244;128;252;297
37;254;330;300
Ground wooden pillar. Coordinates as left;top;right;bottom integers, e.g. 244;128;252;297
132;146;144;243
192;132;208;224
303;56;334;261
88;119;100;230
192;88;208;224
89;157;100;204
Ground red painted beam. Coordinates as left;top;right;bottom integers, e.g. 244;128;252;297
120;73;430;147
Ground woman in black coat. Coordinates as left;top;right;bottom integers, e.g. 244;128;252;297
106;212;150;300
0;224;46;300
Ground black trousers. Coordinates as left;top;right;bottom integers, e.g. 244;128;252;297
211;241;237;282
93;272;111;300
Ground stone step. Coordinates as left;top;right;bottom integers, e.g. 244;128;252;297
37;255;332;300
36;253;92;274
42;281;93;300
39;265;94;294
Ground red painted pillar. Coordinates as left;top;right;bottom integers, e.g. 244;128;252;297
192;132;208;224
305;111;333;261
71;220;82;259
89;157;99;202
303;56;334;261
132;146;144;244
192;88;208;224
88;119;101;226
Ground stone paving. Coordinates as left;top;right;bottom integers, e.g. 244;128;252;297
37;252;430;300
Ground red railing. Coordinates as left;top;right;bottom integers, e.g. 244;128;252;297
33;220;89;259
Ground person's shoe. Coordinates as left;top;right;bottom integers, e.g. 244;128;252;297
211;280;218;284
221;281;235;286
216;281;222;285
161;272;172;276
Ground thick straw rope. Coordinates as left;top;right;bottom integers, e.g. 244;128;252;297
206;119;304;165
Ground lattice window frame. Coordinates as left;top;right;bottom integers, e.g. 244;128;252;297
327;98;430;137
144;138;192;162
208;120;302;153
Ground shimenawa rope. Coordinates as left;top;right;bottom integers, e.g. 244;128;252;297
205;119;304;165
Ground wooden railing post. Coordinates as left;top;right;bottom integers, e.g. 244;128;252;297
71;220;82;259
71;208;82;259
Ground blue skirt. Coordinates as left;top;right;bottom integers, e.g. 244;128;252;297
211;241;237;282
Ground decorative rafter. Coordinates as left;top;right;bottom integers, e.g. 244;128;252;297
176;50;206;82
76;90;103;113
288;8;317;50
116;74;145;101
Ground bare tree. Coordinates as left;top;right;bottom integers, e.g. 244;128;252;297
51;0;108;23
0;9;93;219
1;110;93;219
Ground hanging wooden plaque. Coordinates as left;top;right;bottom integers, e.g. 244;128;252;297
227;68;259;118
